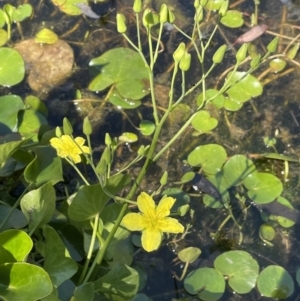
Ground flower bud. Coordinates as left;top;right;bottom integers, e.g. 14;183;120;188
160;171;168;186
116;13;127;33
55;126;62;138
63;117;73;135
179;52;191;71
200;0;208;6
143;8;159;30
173;42;186;63
212;44;227;64
133;0;142;13
250;54;261;68
83;116;92;136
159;4;175;24
105;133;112;146
194;6;203;22
236;43;248;63
287;42;299;60
194;0;200;8
219;1;228;17
267;36;279;53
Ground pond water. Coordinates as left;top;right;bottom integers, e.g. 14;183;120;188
2;0;300;300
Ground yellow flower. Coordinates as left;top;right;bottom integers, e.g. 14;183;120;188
122;192;184;252
50;135;90;163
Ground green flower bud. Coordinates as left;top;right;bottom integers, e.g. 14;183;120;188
160;171;168;186
173;42;186;63
200;0;208;6
83;116;92;136
63;117;73;135
287;42;299;60
143;8;159;30
116;13;127;33
194;0;200;8
179;52;191;71
105;133;112;146
250;54;261;68
159;4;175;24
212;44;227;64
236;43;248;63
133;0;142;13
219;1;228;17
267;36;279;53
55;126;62;138
194;6;203;22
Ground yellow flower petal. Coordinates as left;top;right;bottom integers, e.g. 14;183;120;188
142;228;162;252
156;196;176;218
69;153;81;163
122;213;145;231
81;145;90;154
137;192;156;217
157;217;184;233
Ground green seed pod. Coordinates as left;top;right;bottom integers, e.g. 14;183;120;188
83;116;92;136
105;133;112;146
133;0;142;13
179;52;191;71
160;171;168;186
287;42;299;60
212;44;227;64
116;13;127;33
63;117;73;135
250;54;261;68
236;43;248;63
219;1;228;17
267;36;279;53
173;42;186;63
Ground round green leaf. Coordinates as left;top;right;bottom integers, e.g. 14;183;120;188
109;92;141;109
0;29;7;47
0;230;32;264
180;171;195;184
226;72;263;102
0;95;24;135
0;262;52;301
0;48;25;87
184;267;225;300
259;224;276;241
196;89;225;109
191;110;218;134
223;155;257;188
51;0;88;15
89;48;149;101
220;10;244;28
12;4;32;22
257;265;294;299
35;28;58;44
214;250;259;294
118;132;138;143
178;247;201;263
187;144;227;174
139;120;155;136
205;0;226;10
244;172;283;204
223;97;243;111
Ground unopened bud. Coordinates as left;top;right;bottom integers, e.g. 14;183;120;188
236;43;248;63
179;52;191;71
267;36;279;53
116;13;127;33
173;42;186;63
212;44;227;64
63;117;73;135
133;0;142;13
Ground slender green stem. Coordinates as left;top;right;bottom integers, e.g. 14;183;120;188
66;158;90;185
78;215;99;285
135;13;142;51
153;23;164;63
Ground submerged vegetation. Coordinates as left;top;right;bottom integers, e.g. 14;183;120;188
1;0;300;300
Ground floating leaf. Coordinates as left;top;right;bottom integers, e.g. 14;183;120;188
35;28;58;44
223;155;256;188
197;89;225;109
0;139;28;167
0;262;52;301
24;95;48;116
259;224;275;242
220;10;244;28
269;58;287;73
0;47;25;87
226;72;263;102
223;97;243;111
89;48;149;104
191;110;218;134
262;153;299;162
0;205;27;231
161;188;190;211
244;172;283;204
214;250;259;294
139;120;155;136
118;132;138;143
178;247;201;263
20;182;56;233
51;0;88;15
43;225;78;287
12;4;32;22
205;0;226;10
257;265;294;299
0;229;32;264
187;144;227;174
184;267;225;300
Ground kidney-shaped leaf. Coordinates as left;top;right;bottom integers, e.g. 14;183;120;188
0;47;25;87
257;265;294;299
178;247;201;264
184;267;225;301
0;262;52;301
214;250;259;294
191;110;218;134
0;230;32;265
